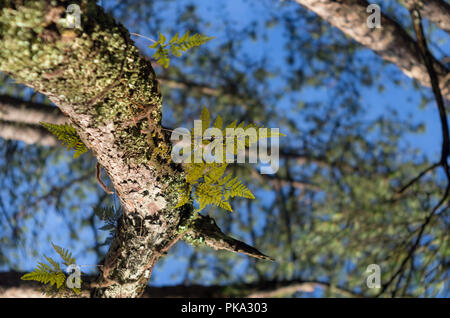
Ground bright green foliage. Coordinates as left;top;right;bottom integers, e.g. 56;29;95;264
21;243;81;296
175;107;282;212
40;122;87;158
149;31;215;68
51;242;76;266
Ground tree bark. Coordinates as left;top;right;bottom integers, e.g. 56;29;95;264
0;0;270;297
402;0;450;34
293;0;450;100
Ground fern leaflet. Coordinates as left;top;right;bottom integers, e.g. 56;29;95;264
40;122;88;158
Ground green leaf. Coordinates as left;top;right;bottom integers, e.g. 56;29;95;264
200;106;210;133
213;115;223;130
51;242;76;266
169;32;179;44
40;122;88;158
158;32;166;44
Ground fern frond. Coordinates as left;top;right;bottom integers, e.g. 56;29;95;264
149;32;214;68
44;256;61;272
94;206;121;224
176;107;282;213
172;32;215;52
40;122;88;158
186;163;206;184
224;177;255;200
21;262;66;289
194;182;222;211
175;184;192;208
204;163;227;183
21;243;82;295
51;242;76;266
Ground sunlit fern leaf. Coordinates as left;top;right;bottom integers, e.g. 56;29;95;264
200;106;210;134
204;163;227;183
217;199;232;212
213;114;223;130
21;261;66;289
44;256;61;272
224;176;255;200
40;122;88;158
171;31;215;52
51;242;76;266
186;162;206;184
153;46;170;68
194;182;223;211
175;184;192;208
149;31;214;68
21;243;81;295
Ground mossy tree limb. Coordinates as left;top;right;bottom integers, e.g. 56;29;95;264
0;0;185;298
0;0;272;297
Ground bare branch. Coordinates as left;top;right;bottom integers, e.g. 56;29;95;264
293;0;450;100
0;121;58;146
402;0;450;34
0;95;67;125
184;214;275;261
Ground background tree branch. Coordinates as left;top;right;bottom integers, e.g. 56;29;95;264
293;0;450;100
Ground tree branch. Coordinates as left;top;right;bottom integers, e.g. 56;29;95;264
0;121;58;146
293;0;450;100
184;214;275;261
402;0;450;34
0;94;67;125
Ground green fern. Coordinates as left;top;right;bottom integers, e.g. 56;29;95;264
51;242;76;266
40;122;88;158
21;243;81;296
175;107;283;212
21;262;66;289
149;31;215;68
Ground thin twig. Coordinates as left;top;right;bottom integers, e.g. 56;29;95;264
96;162;114;195
378;4;450;296
130;32;156;43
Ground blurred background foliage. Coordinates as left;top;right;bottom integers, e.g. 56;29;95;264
0;0;448;297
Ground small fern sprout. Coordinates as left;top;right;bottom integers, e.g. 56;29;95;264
132;31;215;68
21;243;82;296
40;122;88;158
